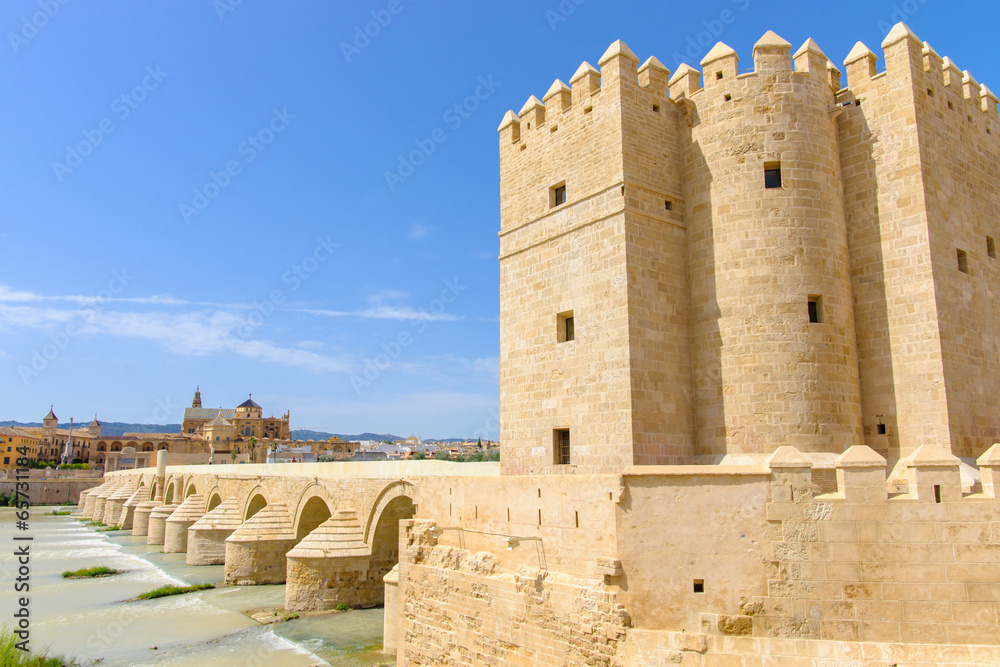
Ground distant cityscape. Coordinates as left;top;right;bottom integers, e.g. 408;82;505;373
0;387;497;471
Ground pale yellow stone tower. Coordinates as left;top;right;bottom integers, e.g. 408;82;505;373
497;25;1000;474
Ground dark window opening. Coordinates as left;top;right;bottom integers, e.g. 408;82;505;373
948;101;954;110
554;429;571;465
664;200;673;211
575;510;579;528
764;162;782;189
927;88;934;97
724;94;732;102
584;106;593;114
934;485;942;504
876;423;886;435
558;311;575;343
552;183;567;207
808;295;823;324
693;579;705;593
715;71;723;80
988;237;996;259
958;249;969;274
652;104;660;113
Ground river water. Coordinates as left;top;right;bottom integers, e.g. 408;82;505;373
0;507;394;666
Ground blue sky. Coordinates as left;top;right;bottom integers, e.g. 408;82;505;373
1;0;997;438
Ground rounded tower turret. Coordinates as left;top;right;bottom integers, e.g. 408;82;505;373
681;32;863;458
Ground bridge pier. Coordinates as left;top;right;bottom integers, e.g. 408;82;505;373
147;503;178;545
81;480;113;519
164;494;205;553
383;565;400;657
103;480;137;527
77;486;95;511
131;500;158;536
187;497;241;566
285;509;375;611
118;487;145;530
90;481;121;523
225;502;296;585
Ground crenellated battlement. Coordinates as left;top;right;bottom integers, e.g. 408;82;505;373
497;39;669;149
841;23;999;123
500;24;998;141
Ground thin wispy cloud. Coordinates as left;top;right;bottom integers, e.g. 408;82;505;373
0;303;356;374
305;289;462;322
409;224;431;240
0;285;252;309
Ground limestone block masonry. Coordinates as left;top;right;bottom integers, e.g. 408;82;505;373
498;25;1000;474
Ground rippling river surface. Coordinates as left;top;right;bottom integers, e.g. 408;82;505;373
0;507;394;666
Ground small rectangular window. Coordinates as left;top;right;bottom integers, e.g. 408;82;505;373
557;310;575;343
876;423;886;435
693;579;705;593
988;237;996;259
808;295;823;324
664;200;673;211
554;429;571;465
957;249;969;274
550;182;567;208
764;162;782;189
715;71;723;80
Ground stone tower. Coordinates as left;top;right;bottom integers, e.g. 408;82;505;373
680;32;863;459
498;41;693;475
42;406;57;442
192;387;202;408
88;415;101;439
497;24;1000;474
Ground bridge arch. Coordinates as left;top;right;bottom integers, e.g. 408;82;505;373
163;475;177;504
206;487;222;512
243;486;269;521
364;480;416;606
364;480;416;547
291;483;335;541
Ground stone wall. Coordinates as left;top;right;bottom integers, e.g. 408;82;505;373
398;520;631;667
1;477;102;505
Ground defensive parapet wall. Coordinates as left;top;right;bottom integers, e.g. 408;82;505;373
396;443;1000;665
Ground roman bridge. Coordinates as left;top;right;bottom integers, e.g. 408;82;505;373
76;451;499;614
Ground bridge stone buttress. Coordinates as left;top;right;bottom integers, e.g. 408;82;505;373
83;457;499;613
